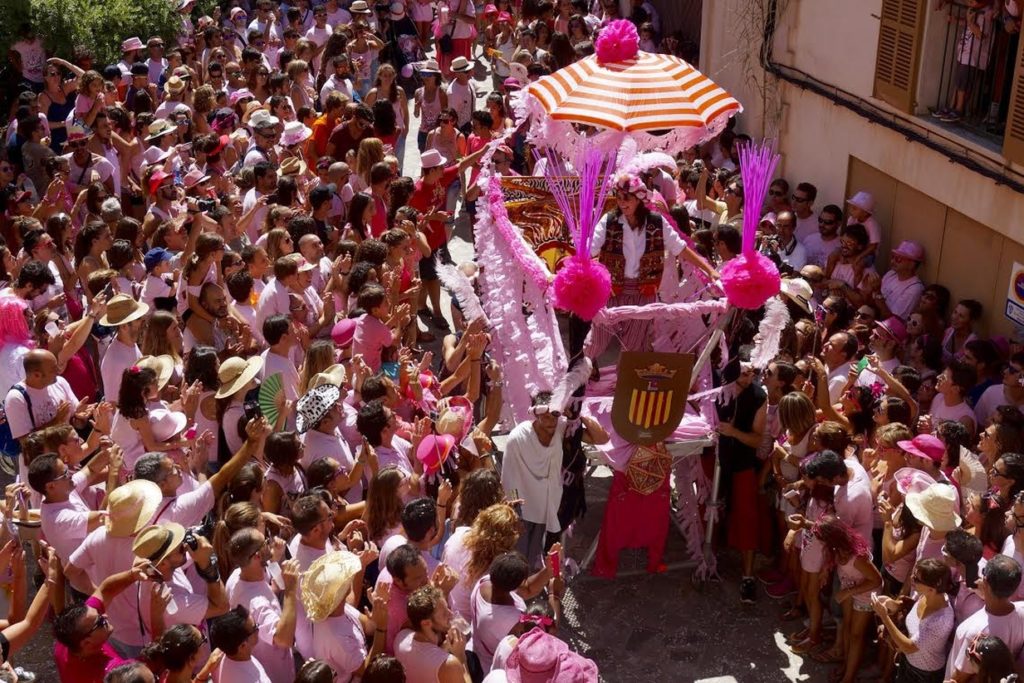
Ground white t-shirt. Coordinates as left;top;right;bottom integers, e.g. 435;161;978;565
242;188;270;242
376;436;414;476
148;482;215;528
4;376;79;439
834;458;874;545
255;277;291;335
137;566;210;640
62;153;116;195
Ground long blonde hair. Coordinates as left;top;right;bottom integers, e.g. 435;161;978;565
354;137;385;186
140;310;183;363
464;504;520;582
299;340;336;392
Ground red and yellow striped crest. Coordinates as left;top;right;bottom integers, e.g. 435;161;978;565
611;352;694;445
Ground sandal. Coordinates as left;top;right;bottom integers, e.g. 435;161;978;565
790;636;821;654
786;628;809;643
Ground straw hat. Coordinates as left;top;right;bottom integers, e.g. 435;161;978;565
309;364;347;389
106;480;163;537
350;0;372;13
279;156;308;177
436;395;473;443
132;522;186;566
164;76;186;96
450;57;473;73
779;278;813;314
905;483;961;532
136;355;175;390
145;119;177;142
100;294;150;326
301;551;363;621
215;356;264;399
296;383;341;433
122;37;145;53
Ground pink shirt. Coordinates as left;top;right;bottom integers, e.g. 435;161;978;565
301;428;362;502
309;603;367;682
99;339;141;404
441;526;474;618
228;576;296;683
68;530;144;646
40;494;91;564
218;655;274;683
352;313;393;372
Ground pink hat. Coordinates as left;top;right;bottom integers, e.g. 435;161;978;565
503;77;522;90
331;318;357;347
150;408;188;443
897;434;946;465
497;11;513;23
436;396;474;443
416;434;455;476
122;37;145;53
893;467;936;496
182;168;211;189
876;316;908;345
483;3;499;15
506;630;599;683
846;190;875;213
891;240;924;263
229;88;255;106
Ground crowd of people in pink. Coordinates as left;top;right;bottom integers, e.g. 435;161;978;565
0;0;1020;682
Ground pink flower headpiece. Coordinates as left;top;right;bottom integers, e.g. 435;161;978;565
869;382;886;400
613;173;650;203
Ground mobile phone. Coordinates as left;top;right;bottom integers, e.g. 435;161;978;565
549;550;561;578
856;356;870;373
101;281;115;300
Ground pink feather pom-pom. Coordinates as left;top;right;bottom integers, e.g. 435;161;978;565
552;259;612;321
719;252;781;310
595;19;639;63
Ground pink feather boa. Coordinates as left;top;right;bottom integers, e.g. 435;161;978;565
595;19;639;63
485;177;552;292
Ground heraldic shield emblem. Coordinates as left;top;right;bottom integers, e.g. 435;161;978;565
611;352;694;445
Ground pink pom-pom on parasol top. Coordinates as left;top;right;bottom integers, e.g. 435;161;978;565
719;140;782;310
595;19;640;63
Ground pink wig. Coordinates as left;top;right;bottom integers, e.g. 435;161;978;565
0;296;33;346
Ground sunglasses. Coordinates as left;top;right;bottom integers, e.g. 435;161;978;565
67;141;88;149
792;194;810;203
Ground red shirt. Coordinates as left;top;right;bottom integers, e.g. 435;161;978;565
54;596;130;682
408;165;459;250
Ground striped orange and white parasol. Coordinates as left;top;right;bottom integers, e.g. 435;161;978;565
525;51;741;136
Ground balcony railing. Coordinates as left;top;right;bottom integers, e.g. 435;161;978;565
930;0;1020;146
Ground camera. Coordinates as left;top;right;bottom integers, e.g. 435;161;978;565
197;198;217;213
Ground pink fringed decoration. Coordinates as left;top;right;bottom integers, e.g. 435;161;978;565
485;177;552;293
475;171;566;423
595;19;639;63
720;139;782;310
551;259;612;322
719;252;782;310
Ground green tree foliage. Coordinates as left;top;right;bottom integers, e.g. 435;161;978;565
1;0;185;68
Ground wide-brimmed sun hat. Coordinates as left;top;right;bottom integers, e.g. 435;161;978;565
100;294;150;326
215;356;264;399
296;383;341;433
133;522;186;566
136;355;175;390
106;480;163;537
905;483;961;532
301;551;363;621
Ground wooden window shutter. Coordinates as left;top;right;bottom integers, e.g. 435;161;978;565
1003;35;1024;163
873;0;926;113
